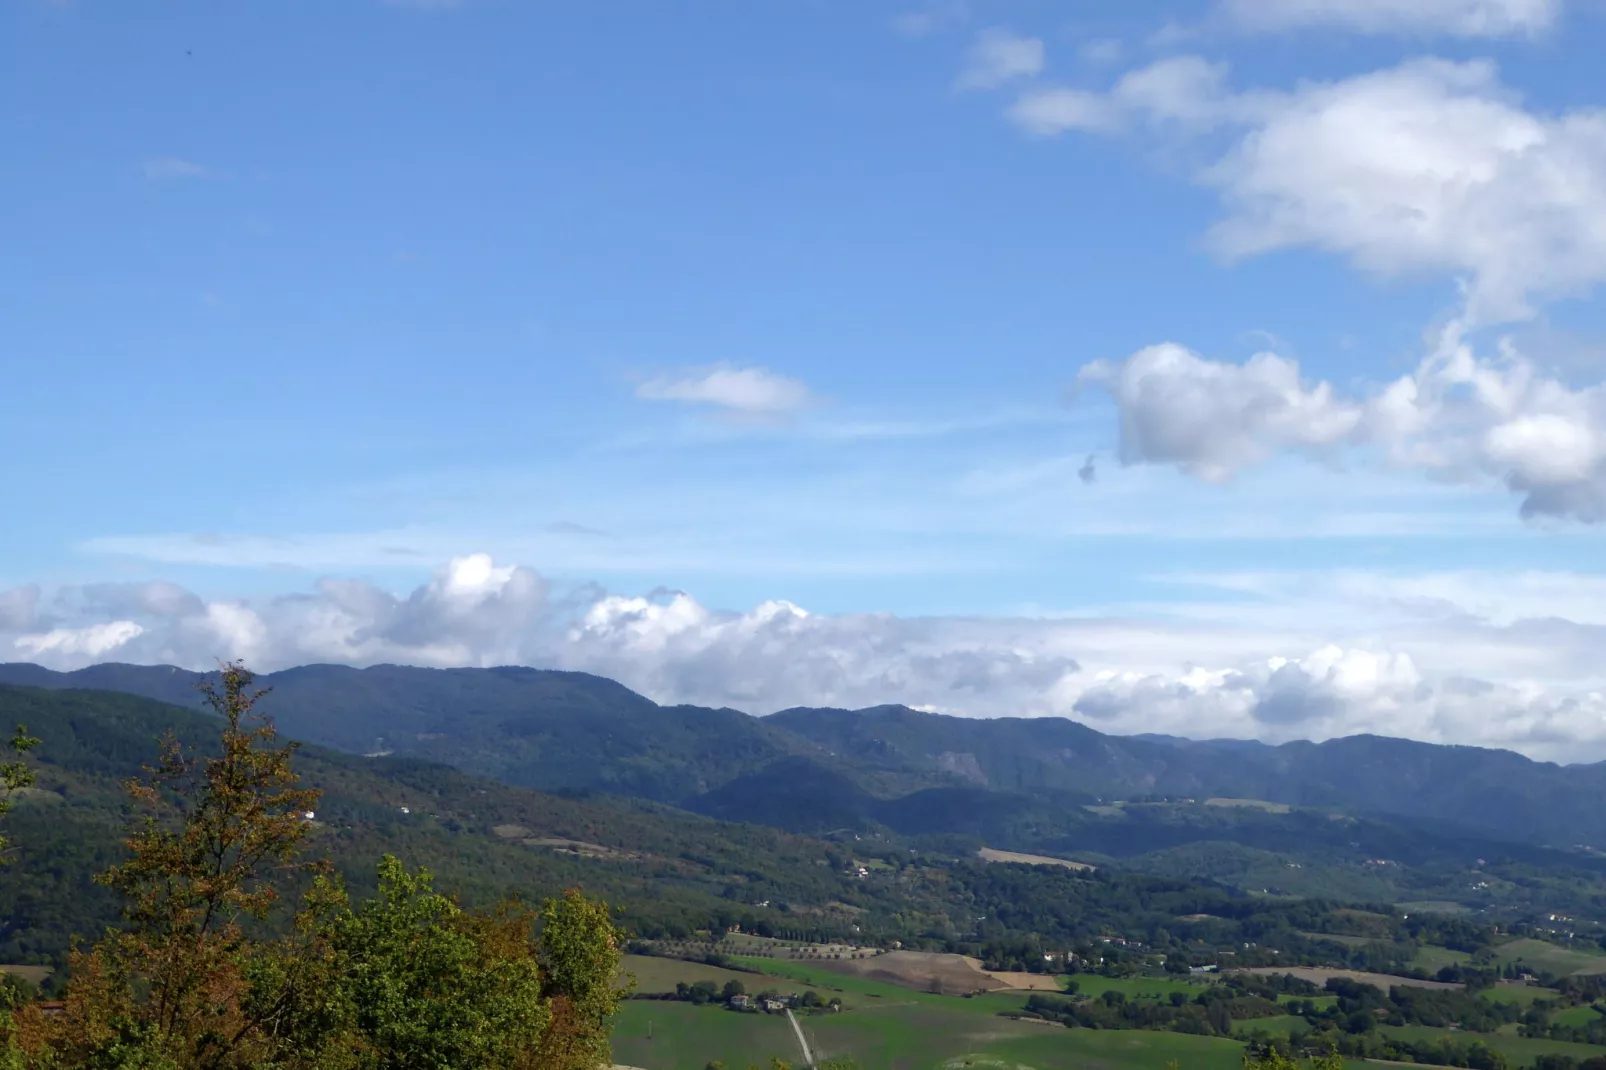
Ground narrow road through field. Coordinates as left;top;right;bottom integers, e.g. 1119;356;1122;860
785;1009;815;1068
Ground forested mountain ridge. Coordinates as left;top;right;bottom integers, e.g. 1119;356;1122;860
0;683;920;970
7;661;1606;853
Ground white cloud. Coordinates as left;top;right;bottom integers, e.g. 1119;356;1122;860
1078;344;1363;482
0;586;40;632
141;157;212;181
892;1;968;37
6;556;1606;759
14;621;145;659
1009;57;1606;323
1008;88;1119;136
1222;0;1560;37
1081;324;1606;521
636;365;812;417
957;29;1044;91
1075;645;1606;762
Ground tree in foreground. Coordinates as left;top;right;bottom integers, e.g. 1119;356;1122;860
12;662;626;1070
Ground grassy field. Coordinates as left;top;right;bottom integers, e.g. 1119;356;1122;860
611;997;1253;1070
1062;973;1206;1000
1299;932;1379;948
1551;1004;1604;1028
1481;984;1561;1007
1235;1015;1311;1039
977;847;1094;871
621;954;761;995
1493;938;1606;977
1241;967;1456;991
1204;798;1292;814
0;965;51;985
1396;901;1471;915
1412;945;1472;972
1380;1023;1606;1066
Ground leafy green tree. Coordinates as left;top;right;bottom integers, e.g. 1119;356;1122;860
0;724;39;863
327;856;549;1070
532;888;629;1070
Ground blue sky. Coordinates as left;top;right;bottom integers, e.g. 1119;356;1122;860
4;0;1606;756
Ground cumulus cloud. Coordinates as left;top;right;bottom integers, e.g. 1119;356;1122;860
956;29;1044;91
6;555;1606;759
636;365;812;417
566;593;1081;711
14;621;146;660
1080;324;1606;521
1079;344;1363;482
1075;645;1606;761
1008;57;1606;323
1222;0;1560;37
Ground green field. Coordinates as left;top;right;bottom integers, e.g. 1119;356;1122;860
1061;973;1205;1000
1381;1023;1606;1066
1396;901;1471;915
611;999;1252;1070
617;956;1248;1069
1493;938;1606;977
1412;945;1472;972
1551;1004;1604;1028
1299;932;1378;948
622;954;762;994
1481;985;1561;1007
1235;1015;1311;1039
614;955;1606;1069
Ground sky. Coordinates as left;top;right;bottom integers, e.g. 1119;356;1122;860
4;0;1606;759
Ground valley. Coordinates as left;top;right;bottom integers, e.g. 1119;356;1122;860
9;664;1606;1068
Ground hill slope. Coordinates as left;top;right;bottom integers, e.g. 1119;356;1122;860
0;684;908;971
11;661;1606;854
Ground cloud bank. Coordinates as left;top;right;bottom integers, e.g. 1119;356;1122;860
6;554;1606;762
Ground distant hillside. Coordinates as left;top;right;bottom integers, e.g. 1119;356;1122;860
10;661;1606;855
0;663;836;802
0;684;914;971
765;704;1606;850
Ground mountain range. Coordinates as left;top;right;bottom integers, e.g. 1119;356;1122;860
5;660;1606;857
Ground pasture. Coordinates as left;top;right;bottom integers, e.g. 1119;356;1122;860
1240;966;1457;990
976;847;1094;871
1493;938;1606;977
1412;945;1472;972
610;975;1251;1070
1381;1023;1606;1066
1481;984;1561;1007
743;948;1066;995
621;954;759;995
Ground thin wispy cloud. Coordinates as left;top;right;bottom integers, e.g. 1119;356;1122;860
956;29;1044;91
1221;0;1560;37
891;1;967;37
141;157;212;181
635;364;812;418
